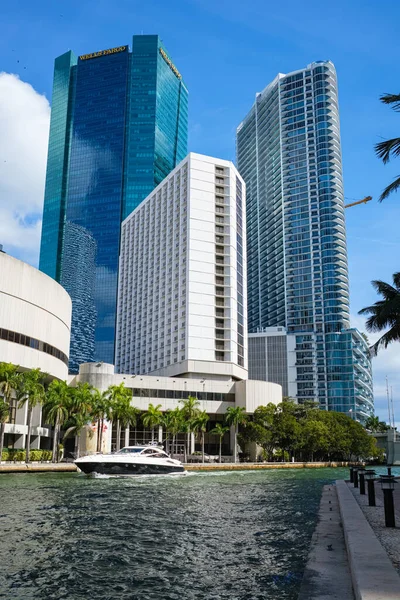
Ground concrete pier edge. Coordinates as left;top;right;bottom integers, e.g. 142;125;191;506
0;461;351;474
298;484;354;599
336;480;400;600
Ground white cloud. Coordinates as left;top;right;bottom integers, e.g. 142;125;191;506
351;313;400;427
0;73;50;266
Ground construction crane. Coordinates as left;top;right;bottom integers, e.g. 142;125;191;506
344;196;372;209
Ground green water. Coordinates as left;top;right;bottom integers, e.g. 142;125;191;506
0;467;359;599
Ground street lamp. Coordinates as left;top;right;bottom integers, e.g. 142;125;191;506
364;470;376;506
380;475;397;528
358;468;366;495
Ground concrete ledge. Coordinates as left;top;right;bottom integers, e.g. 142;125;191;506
336;480;400;600
186;462;351;471
0;463;77;473
298;485;354;599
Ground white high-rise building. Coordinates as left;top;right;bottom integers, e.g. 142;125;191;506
116;153;247;381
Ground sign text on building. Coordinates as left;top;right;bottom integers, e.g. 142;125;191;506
159;48;182;80
79;46;128;61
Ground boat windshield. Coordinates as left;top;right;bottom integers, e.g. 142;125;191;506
117;447;146;454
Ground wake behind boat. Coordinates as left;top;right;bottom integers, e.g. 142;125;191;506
75;445;186;476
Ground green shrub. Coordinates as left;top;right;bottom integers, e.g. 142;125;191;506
29;450;42;461
42;450;52;461
1;448;53;462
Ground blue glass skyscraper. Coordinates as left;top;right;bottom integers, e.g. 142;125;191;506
237;61;374;423
39;36;188;373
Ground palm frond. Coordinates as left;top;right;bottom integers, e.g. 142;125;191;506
371;279;400;299
393;272;400;290
375;138;400;164
379;175;400;202
370;325;400;355
380;93;400;111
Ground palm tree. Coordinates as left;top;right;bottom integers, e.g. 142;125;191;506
209;423;229;464
0;363;22;463
106;383;132;451
375;93;400;202
43;380;70;462
63;383;94;458
162;408;183;458
180;396;200;457
191;411;209;463
143;403;163;444
225;406;248;463
365;416;380;432
17;369;47;463
91;389;111;452
0;398;9;464
358;272;400;355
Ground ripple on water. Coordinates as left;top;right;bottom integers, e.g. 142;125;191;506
0;467;353;599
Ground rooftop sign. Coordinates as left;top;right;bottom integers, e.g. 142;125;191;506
79;46;128;61
159;48;181;80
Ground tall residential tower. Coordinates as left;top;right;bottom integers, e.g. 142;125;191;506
237;61;374;422
39;36;188;372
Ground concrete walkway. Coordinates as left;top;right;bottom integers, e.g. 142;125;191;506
298;484;354;599
336;480;400;600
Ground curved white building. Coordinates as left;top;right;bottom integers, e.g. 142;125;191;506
0;252;72;380
0;251;72;451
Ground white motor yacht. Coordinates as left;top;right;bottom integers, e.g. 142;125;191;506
75;445;186;476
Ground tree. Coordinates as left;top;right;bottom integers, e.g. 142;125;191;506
273;401;300;461
180;396;200;457
44;380;70;462
162;408;184;458
17;369;47;463
142;403;163;444
209;423;229;464
225;406;248;463
358;272;400;355
0;398;9;464
299;418;329;462
106;383;133;451
191;411;209;463
91;389;111;452
0;363;22;463
365;416;381;432
375;93;400;202
62;382;94;458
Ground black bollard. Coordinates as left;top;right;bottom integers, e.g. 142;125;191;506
380;475;396;528
383;489;396;527
388;467;392;476
350;467;354;483
367;479;376;506
359;470;366;495
364;471;376;506
354;469;359;488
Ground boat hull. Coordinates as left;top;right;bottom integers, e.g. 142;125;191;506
76;461;185;476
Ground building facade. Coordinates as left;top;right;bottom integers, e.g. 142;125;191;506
0;252;71;449
248;328;297;398
71;362;282;456
116;153;247;381
237;61;374;423
39;36;188;372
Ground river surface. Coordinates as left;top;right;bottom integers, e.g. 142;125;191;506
0;467;395;600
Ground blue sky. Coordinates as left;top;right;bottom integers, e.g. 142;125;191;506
1;0;399;422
